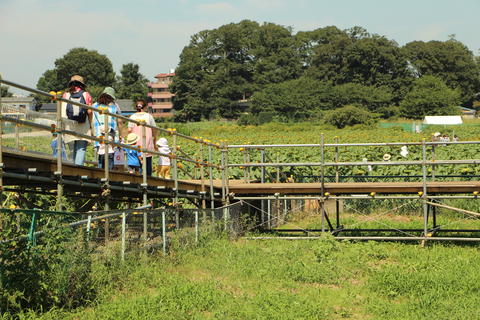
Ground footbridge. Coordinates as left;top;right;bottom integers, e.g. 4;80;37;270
2;78;480;243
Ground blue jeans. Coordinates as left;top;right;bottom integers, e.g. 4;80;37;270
67;140;87;165
98;153;114;170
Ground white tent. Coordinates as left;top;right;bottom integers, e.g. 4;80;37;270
423;116;463;125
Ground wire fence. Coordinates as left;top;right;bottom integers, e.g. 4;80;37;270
0;201;249;259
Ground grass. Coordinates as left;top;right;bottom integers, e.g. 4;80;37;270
4;209;480;320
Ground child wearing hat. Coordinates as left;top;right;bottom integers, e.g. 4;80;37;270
126;133;143;174
156;138;171;179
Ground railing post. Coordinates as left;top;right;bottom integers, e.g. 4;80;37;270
225;141;230;207
208;143;214;209
321;133;325;234
422;139;428;243
243;147;247;183
141;123;148;240
199;139;206;215
261;148;266;225
335;136;340;228
173;131;179;227
56;95;63;211
221;141;226;204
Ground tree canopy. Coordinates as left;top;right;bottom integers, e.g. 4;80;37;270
171;21;480;121
399;75;461;118
115;63;148;101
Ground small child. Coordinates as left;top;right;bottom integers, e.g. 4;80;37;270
114;137;126;172
98;125;114;169
51;132;67;160
126;133;143;174
156;137;171;179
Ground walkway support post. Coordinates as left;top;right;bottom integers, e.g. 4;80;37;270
141;123;148;240
225;141;230;224
221;141;226;204
335;136;340;228
321;133;325;234
56;93;63;211
208;143;214;209
261;149;266;225
172;130;179;228
422;139;428;243
199;139;206;216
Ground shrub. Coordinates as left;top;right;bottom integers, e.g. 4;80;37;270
324;105;375;129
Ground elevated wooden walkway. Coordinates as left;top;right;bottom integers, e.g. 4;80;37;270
5;150;479;201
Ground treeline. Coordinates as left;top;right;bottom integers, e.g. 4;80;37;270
34;48;149;106
171;20;480;122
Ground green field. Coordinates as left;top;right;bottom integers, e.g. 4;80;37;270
5;232;480;319
2;121;480;319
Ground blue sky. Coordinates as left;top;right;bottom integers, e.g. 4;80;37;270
1;0;479;95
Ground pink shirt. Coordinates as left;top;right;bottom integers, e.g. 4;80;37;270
128;112;156;157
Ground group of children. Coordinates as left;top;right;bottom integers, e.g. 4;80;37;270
112;133;172;179
52;131;172;179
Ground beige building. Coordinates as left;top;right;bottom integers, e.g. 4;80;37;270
148;70;175;118
1;97;37;111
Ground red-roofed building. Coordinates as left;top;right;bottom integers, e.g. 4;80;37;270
148;70;175;117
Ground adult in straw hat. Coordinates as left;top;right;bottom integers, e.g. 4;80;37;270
383;153;391;161
61;75;93;165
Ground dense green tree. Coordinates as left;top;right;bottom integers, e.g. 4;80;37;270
324;105;376;129
250;77;393;119
1;86;13;97
54;47;116;89
399;75;461;118
170;20;302;120
115;63;148;101
35;48;116;104
403;38;480;107
305;27;409;102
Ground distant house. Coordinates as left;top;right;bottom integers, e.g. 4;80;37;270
2;97;37;111
40;103;57;115
457;107;477;119
116;99;135;116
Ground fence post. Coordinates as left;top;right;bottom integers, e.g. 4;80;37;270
86;214;92;242
162;211;166;254
195;210;199;243
122;212;126;262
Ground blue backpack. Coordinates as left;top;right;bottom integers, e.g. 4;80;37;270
66;90;88;123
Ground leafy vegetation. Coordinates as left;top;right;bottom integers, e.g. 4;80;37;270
170;21;480;121
3;229;480;319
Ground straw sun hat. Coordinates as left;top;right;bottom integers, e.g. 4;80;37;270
127;133;139;145
383;154;391;161
67;75;86;87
